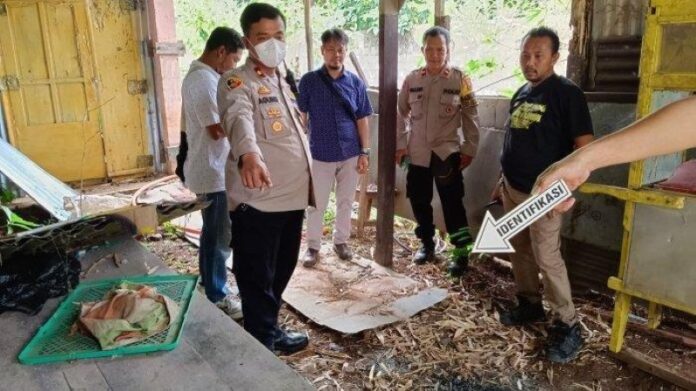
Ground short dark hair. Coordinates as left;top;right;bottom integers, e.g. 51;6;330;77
523;26;560;54
240;2;286;37
422;26;450;46
204;27;244;53
321;28;349;46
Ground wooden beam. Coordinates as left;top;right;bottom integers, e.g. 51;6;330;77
303;0;313;72
567;0;593;87
380;0;404;13
611;347;696;390
349;52;369;85
434;0;450;30
374;1;399;267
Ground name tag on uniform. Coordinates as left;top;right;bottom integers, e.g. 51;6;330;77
259;96;279;104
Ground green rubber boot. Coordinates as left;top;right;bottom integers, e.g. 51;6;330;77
447;227;474;278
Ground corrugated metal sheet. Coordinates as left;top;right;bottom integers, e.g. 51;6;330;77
0;138;76;221
586;0;648;96
592;0;648;39
562;238;620;293
588;36;642;92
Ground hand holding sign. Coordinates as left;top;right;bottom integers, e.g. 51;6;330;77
472;180;572;253
532;156;591;213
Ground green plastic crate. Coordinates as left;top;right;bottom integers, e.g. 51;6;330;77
18;274;198;365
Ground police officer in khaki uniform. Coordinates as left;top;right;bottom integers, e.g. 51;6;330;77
396;26;480;276
217;3;313;354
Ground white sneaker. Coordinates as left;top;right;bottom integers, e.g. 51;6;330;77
198;282;238;295
216;295;243;320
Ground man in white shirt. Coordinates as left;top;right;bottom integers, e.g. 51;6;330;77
181;27;244;319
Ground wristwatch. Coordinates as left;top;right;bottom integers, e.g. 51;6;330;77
359;148;371;156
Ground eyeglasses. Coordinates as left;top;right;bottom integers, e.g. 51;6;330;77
323;47;347;55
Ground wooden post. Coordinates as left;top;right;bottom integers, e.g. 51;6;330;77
567;0;593;87
434;0;450;30
349;52;369;85
145;0;182;174
303;0;313;72
374;0;401;267
351;51;372;238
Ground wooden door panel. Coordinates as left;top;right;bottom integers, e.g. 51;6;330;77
0;0;105;181
86;0;150;176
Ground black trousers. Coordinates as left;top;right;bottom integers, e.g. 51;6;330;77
230;204;304;349
406;152;468;248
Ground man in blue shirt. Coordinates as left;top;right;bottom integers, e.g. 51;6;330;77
298;28;373;267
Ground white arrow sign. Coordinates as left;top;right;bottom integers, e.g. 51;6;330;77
472;179;572;253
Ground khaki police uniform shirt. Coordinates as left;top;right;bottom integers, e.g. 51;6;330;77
396;66;480;167
218;59;314;212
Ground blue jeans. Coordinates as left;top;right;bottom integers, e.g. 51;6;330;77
199;191;231;303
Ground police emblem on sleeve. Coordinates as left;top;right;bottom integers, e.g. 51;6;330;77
226;76;243;90
460;75;478;107
271;120;283;132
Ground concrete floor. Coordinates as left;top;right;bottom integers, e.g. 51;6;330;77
0;236;313;391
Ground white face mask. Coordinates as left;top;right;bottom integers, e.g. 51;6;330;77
253;38;286;68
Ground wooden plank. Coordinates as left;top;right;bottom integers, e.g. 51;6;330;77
611;347;696;390
96;339;229;390
595;308;696;349
355;174;370;237
303;0;313;72
567;0;592;86
61;364;110;391
0;236;313;391
374;3;398;267
349;52;369;85
434;0;450;30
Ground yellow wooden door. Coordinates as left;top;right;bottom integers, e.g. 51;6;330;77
86;0;152;178
0;0;106;181
607;0;696;353
0;0;152;182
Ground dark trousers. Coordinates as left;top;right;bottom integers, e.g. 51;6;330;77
230;204;304;349
406;152;468;248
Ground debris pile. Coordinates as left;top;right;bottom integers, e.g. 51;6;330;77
153;224;694;390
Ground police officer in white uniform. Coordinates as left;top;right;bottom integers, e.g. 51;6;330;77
217;3;314;354
396;26;480;277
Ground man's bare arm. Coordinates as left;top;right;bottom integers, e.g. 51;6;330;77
534;97;696;211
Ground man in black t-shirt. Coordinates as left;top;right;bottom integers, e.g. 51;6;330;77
493;27;594;364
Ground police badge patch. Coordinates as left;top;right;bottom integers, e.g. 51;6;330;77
460;75;478;107
226;76;243;90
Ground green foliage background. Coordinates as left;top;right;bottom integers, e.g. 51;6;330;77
174;0;570;94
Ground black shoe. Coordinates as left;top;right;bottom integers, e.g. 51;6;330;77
546;320;584;363
273;329;309;354
412;245;435;265
333;243;353;260
446;245;471;278
499;295;546;326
